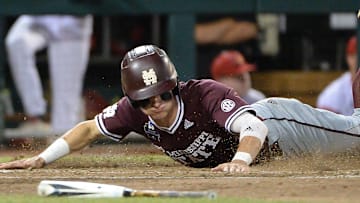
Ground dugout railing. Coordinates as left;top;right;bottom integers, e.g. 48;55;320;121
0;0;359;140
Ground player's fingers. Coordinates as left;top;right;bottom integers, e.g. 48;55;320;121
228;164;250;173
0;158;40;169
211;164;232;172
0;163;9;169
0;161;22;169
211;163;250;173
240;166;250;173
210;164;225;172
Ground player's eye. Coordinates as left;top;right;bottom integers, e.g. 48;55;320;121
135;92;173;108
159;92;172;101
136;98;151;108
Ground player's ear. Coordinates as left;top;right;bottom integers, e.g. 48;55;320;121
172;79;180;96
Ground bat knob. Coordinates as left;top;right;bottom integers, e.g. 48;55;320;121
38;181;56;196
207;191;217;199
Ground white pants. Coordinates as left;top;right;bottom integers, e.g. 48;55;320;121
251;98;360;156
5;15;93;133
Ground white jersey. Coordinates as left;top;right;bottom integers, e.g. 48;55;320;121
250;97;360;157
242;88;266;104
317;72;353;115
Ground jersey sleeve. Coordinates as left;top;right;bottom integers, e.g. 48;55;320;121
94;97;144;142
190;79;255;131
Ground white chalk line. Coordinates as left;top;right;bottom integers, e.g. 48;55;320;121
1;172;360;180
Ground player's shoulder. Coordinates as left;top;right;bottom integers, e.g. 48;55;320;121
180;79;231;92
179;79;237;105
108;96;145;119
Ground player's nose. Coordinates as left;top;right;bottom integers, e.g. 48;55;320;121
149;96;162;108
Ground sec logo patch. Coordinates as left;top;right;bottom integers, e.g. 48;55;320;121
221;99;235;112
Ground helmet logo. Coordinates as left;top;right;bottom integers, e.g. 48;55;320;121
142;68;158;86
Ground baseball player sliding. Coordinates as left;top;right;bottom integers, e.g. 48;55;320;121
0;45;359;173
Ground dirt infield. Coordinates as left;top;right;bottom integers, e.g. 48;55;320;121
1;143;360;203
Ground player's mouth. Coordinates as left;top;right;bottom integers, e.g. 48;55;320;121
151;104;166;113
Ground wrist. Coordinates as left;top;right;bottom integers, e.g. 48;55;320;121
38;138;70;164
34;156;47;168
232;152;253;165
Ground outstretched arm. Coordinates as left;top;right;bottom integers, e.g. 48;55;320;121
353;69;360;108
0;120;101;170
212;112;268;173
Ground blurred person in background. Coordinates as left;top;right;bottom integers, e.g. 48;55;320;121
195;17;257;45
211;50;266;104
5;15;93;136
316;35;357;115
195;15;260;79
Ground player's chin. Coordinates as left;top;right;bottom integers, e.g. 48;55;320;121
150;112;167;120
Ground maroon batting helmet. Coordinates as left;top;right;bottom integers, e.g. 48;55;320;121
120;45;178;101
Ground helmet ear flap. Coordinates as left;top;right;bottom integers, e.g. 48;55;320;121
126;96;140;109
172;79;180;96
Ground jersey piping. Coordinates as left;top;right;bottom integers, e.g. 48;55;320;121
148;95;184;134
95;114;123;142
225;105;256;134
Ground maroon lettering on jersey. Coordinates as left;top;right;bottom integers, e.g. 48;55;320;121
95;79;253;168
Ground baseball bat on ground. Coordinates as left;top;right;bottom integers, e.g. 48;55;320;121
37;180;217;199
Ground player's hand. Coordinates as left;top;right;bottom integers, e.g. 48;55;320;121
211;160;250;173
0;156;46;170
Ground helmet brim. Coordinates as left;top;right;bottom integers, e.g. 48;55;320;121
126;79;177;101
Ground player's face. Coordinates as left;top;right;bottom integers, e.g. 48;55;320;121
138;91;177;122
